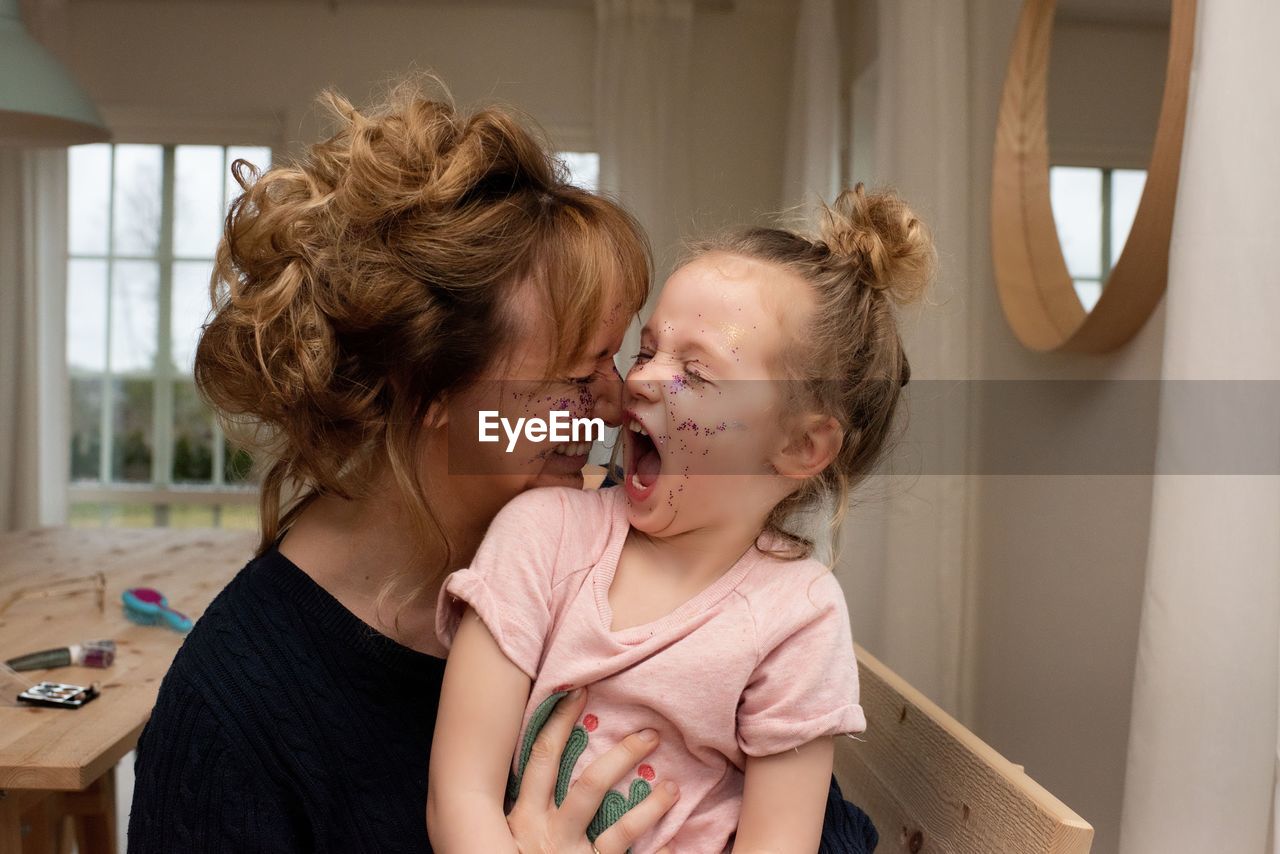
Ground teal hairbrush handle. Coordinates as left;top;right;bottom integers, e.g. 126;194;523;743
122;587;193;633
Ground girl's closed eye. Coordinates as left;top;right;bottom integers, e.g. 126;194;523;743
681;365;710;387
632;350;710;387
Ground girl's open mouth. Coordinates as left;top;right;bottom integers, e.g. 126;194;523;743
623;412;662;501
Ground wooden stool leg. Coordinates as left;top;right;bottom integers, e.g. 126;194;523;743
58;814;76;854
66;773;117;854
21;795;60;854
0;791;23;854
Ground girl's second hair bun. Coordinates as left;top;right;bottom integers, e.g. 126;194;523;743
818;183;936;306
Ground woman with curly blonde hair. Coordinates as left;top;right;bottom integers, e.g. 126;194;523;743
125;80;685;854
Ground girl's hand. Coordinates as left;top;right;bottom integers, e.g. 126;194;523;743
507;688;680;854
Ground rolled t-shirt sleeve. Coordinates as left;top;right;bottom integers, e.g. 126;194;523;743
435;488;567;679
737;570;866;757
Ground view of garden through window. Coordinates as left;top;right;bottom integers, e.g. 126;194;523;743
66;145;598;530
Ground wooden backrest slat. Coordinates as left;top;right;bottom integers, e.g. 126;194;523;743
834;645;1093;854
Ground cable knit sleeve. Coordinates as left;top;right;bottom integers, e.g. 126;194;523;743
127;672;305;854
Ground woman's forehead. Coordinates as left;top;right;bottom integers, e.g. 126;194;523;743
494;278;631;378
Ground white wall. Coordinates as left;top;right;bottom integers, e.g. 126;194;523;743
1049;20;1170;168
64;1;595;146
963;5;1164;853
838;3;1170;852
62;0;798;234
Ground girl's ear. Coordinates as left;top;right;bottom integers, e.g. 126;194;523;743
772;413;843;479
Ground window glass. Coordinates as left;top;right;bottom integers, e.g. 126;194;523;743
1050;166;1103;279
174;145;225;258
1110;169;1147;269
110;260;159;373
69;144;111;255
111;145;163;256
559;151;600;193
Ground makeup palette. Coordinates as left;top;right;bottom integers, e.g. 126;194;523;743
17;680;100;709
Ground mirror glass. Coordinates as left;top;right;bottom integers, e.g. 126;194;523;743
1047;0;1170;311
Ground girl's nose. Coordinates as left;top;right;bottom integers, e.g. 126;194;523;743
625;357;667;404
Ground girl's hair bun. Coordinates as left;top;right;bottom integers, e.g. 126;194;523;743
818;183;936;307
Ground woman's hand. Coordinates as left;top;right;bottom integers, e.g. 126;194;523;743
507;688;680;854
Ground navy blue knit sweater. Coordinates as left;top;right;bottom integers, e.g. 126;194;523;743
127;546;876;853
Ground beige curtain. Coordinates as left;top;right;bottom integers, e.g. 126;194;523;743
1118;0;1280;850
781;0;841;219
0;147;69;531
834;0;975;717
0;0;71;531
594;0;694;288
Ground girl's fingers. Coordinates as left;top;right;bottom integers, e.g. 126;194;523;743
591;779;680;854
513;688;589;813
557;728;663;835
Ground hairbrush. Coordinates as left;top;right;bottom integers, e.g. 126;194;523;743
122;588;193;633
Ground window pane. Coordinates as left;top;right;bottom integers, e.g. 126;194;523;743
111;377;153;483
78;503;160;528
111;260;159;372
69;377;103;481
69;502;158;528
1074;279;1103;313
112;144;162;256
172;260;213;374
558;152;599;193
68;144;111;255
70;502;104;528
225;146;272;207
169;504;216;528
1110;169;1147;268
1050;166;1103;279
173;381;214;483
218;504;259;531
174;145;225;258
224;440;255;484
67;259;108;372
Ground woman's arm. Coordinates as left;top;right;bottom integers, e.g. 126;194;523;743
427;607;530;853
129;673;305;853
732;737;835;854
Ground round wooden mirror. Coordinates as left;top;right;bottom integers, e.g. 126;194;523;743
990;0;1196;352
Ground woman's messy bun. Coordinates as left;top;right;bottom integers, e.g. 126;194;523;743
684;183;936;561
196;80;650;560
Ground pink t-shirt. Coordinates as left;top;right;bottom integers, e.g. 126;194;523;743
436;486;865;853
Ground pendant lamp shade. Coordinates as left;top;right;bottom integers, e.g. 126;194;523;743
0;0;109;146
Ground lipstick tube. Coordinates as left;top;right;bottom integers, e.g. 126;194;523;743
4;640;116;672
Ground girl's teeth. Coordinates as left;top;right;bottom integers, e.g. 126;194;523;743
628;422;648;436
630;472;644;490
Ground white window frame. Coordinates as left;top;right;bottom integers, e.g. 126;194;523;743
67;109;282;526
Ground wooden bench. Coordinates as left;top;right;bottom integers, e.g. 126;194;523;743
835;645;1093;853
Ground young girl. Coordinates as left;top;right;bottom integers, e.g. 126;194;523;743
428;185;935;853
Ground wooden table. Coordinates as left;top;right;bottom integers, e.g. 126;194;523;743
0;528;256;853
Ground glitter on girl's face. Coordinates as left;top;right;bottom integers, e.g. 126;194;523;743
621;252;817;537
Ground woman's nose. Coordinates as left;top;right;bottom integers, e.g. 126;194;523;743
589;363;624;427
